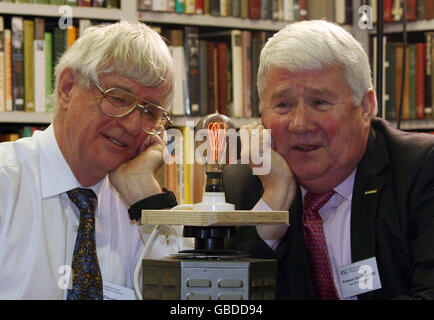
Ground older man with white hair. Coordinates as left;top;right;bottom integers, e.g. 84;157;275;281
224;20;434;300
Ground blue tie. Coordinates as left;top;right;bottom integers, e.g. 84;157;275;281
67;188;103;300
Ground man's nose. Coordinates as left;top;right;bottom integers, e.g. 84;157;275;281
117;107;142;136
287;103;313;134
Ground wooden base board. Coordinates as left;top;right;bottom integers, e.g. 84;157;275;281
141;209;289;226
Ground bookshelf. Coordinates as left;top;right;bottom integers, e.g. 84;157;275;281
0;2;123;20
369;1;434;131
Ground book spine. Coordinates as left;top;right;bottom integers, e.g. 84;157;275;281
199;39;208;116
184;26;200;116
4;29;13;112
24;19;35;112
242;30;252;117
231;30;243;117
385;41;396;120
416;42;425;119
409;44;416;119
12;17;25;111
217;41;227;115
0;17;4;112
44;32;53;112
34;17;46;113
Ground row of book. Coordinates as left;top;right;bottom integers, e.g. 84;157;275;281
0;125;44;141
139;0;354;25
374;0;434;22
0;0;120;7
0;16;95;113
164;26;272;118
376;33;434;120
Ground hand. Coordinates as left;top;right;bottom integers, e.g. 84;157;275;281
240;121;296;211
109;132;166;206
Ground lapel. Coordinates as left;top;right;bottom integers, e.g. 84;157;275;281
350;127;390;300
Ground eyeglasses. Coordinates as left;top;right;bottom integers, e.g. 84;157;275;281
92;81;173;135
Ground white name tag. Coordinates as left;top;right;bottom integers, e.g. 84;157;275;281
337;257;382;299
103;281;137;300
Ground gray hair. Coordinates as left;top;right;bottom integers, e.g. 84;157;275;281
51;20;175;112
257;20;377;115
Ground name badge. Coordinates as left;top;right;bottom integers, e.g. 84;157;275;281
103;281;137;300
337;257;382;299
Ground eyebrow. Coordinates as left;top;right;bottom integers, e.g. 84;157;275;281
270;87;338;100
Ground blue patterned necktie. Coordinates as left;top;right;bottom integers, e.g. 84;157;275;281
67;188;103;300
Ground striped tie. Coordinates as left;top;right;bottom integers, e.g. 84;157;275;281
303;191;339;300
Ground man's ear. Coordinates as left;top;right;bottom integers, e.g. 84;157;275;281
360;89;376;122
57;68;75;110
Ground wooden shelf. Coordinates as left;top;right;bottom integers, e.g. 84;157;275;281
0;111;54;124
0;2;123;20
383;19;434;33
138;11;291;31
371;19;434;34
388;119;434;131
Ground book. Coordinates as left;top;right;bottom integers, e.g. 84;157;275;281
242;30;252;117
184;26;200;116
427;32;434;117
67;25;77;48
232;0;241;17
175;0;185;12
231;30;243;117
424;0;434;19
4;29;13;112
283;0;294;21
406;0;418;20
299;0;308;20
207;41;218;113
308;0;333;20
195;0;204;14
152;0;168;11
0;17;4;112
12;17;25;111
34;17;46;113
199;39;208;116
409;44;416;119
185;0;195;13
385;41;397;120
210;0;220;15
220;0;230;16
45;31;53;112
167;29;187;116
217;41;227;115
249;0;261;19
138;0;152;10
416;42;426;119
24;19;35;112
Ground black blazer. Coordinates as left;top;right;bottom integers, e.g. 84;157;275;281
223;118;434;300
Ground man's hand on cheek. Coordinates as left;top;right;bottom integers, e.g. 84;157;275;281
109;134;165;206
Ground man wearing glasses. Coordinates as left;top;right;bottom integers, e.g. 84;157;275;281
0;21;183;299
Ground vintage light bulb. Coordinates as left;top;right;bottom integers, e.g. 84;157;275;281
195;112;236;174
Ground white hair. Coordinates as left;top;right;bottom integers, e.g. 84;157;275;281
51;20;175;112
257;20;377;115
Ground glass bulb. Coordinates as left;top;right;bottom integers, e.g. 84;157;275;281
195;112;236;174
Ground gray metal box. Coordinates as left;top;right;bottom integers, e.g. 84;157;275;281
142;256;277;300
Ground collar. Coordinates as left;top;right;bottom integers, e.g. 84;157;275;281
38;124;105;202
300;167;357;201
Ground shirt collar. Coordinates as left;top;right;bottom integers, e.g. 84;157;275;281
301;167;357;201
38;124;105;200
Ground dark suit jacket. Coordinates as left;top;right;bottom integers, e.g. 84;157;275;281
223;118;434;300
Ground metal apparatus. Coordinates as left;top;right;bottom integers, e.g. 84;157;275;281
140;113;288;300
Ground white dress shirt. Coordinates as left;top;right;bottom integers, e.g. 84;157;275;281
255;169;357;299
0;125;190;299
